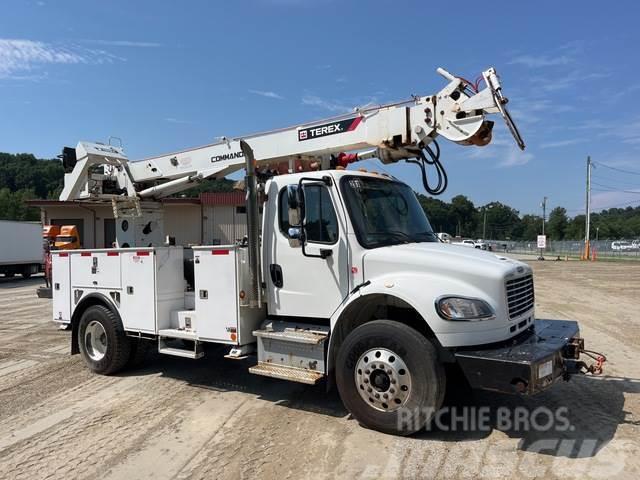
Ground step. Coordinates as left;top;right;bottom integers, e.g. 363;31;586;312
158;328;197;341
253;328;328;345
249;362;324;385
158;346;204;359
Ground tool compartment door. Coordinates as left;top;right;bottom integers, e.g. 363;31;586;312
193;246;238;343
52;253;71;322
120;250;156;333
70;251;121;289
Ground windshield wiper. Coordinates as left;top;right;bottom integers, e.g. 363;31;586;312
368;230;413;244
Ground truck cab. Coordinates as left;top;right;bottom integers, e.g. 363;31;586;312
263;170;535;346
54;225;81;250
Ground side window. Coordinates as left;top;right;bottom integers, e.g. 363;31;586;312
303;185;339;244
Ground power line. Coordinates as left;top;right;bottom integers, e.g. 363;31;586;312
592;174;640;188
591;181;640;194
593;162;640;176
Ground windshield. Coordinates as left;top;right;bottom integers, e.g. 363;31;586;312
340;175;437;248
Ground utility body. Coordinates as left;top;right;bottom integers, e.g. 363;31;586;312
51;67;600;435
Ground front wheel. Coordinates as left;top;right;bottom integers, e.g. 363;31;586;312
336;320;445;435
78;305;131;374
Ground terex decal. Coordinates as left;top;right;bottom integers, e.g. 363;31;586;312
211;151;244;163
298;116;362;142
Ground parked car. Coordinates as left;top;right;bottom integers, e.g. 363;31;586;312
611;241;633;251
454;239;480;248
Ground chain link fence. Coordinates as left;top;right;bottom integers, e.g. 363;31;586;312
487;239;640;260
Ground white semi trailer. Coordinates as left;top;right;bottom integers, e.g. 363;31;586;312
0;220;43;278
52;67;602;435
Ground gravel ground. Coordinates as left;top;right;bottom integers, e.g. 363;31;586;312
0;261;638;479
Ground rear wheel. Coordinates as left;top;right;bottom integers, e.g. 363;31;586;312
336;320;445;435
21;266;32;279
78;305;131;374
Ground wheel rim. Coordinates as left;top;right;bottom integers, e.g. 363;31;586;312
84;320;108;361
354;347;412;412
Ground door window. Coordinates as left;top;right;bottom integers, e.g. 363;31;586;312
278;185;339;244
303;185;338;244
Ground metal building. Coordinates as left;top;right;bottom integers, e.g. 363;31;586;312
27;192;247;248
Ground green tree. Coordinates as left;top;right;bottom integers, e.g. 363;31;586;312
416;194;454;233
450;195;477;237
479;202;521;240
547;207;568;240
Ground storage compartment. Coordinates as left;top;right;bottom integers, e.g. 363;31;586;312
192;246;239;343
52;252;71;323
192;245;265;345
70;251;121;289
119;247;185;333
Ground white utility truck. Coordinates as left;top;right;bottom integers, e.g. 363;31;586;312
0;220;43;278
52;67;601;435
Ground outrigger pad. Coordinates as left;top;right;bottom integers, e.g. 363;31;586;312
454;319;581;395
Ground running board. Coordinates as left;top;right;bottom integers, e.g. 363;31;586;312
249;362;324;385
250;320;329;384
158;330;203;359
158;346;204;359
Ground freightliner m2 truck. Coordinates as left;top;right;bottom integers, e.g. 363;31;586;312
51;67;601;435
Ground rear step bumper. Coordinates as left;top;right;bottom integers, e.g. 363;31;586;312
454;319;582;395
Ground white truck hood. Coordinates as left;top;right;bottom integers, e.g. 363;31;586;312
362;242;529;283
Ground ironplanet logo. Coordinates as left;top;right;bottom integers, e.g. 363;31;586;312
298;116;362;141
211;151;244;163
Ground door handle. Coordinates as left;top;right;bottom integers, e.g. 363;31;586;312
269;264;283;288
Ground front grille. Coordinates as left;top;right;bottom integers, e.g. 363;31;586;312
506;274;534;319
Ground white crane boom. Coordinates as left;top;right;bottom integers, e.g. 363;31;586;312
59;66;524;201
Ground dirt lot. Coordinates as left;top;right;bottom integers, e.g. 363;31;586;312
0;260;639;480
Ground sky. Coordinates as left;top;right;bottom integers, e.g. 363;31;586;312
1;0;639;216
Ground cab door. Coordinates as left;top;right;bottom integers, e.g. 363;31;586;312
264;177;350;319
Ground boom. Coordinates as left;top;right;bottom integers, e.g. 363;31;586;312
59;66;524;201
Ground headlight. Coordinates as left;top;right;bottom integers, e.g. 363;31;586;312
436;296;495;321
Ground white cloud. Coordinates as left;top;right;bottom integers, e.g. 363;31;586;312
0;38;119;79
301;95;350;113
164;117;192;124
248;89;284;100
509;54;573;68
498;146;534;167
540;138;584;149
85;40;162;48
533;71;610;92
592;190;640;210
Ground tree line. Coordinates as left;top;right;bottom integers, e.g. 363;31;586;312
1;152;639;240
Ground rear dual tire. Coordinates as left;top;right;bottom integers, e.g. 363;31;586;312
336;320;445;436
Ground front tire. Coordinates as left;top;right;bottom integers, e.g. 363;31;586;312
78;305;131;374
336;320;445;435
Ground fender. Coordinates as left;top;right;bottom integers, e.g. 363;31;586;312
69;291;122;355
327;275;440;374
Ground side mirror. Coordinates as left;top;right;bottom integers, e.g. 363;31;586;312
287;185;301;227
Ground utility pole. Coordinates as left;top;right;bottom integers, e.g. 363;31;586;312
482;204;493;240
541;196;547;236
538;196;547;260
584;156;592;260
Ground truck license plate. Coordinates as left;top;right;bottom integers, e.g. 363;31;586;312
538;360;553;378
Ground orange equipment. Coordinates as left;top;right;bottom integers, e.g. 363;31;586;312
54;225;81;250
